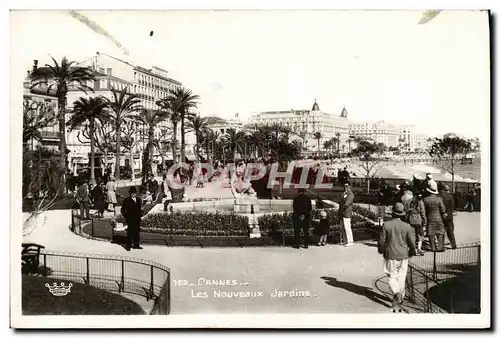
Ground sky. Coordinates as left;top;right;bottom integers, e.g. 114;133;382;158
10;10;490;139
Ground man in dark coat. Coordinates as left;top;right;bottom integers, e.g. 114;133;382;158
292;188;312;249
438;182;457;249
121;186;144;251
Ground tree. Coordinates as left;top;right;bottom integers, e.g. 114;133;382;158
351;140;386;192
224;128;245;161
22;146;65;237
313;132;322;155
186;115;225;161
166;87;199;163
156;98;180;164
323;140;333;153
23;99;57;149
30;56;95;173
103;87;143;180
335;132;341;153
135;108;169;165
120;122;141;180
77;120;116;171
428;136;472;193
67;96;110;184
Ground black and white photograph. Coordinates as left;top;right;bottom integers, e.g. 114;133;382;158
9;7;491;329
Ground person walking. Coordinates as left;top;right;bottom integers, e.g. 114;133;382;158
121;186;144;251
338;181;354;247
76;182;91;220
400;182;413;206
422;180;447;252
378;202;417;312
404;192;426;256
438;182;457;249
91;179;106;218
106;176;117;213
292;188;312;249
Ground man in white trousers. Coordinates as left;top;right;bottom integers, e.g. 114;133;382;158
338;181;354;246
378;202;417;312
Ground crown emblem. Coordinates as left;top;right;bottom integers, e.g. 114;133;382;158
45;282;73;296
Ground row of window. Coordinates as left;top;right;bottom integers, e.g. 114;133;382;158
134;72;177;90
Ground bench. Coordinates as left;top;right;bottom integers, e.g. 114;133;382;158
21;243;45;273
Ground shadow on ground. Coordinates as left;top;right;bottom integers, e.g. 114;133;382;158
321;276;392;308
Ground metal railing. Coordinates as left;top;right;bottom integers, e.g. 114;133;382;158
38;249;171;315
405;242;481;313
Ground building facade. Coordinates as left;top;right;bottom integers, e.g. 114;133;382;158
415;133;432;151
398;125;416;151
250;100;350;152
349;120;400;148
25;52;184;175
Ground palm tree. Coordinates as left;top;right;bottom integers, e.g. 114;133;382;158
167;87;199;163
186;115;225;161
156;98;180;164
135;108;169;165
30;56;95;172
323;140;332;154
103;87;143;180
224;128;245;161
335;132;341;153
313;132;322;156
67;96;110;184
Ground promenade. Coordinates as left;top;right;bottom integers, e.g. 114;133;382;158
22;206;480;314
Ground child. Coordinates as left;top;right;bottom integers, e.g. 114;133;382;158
317;210;329;246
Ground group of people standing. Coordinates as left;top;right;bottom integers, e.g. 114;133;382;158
377;173;461;312
291;181;355;249
74;176;117;219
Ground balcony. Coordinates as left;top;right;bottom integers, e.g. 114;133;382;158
41;130;60;139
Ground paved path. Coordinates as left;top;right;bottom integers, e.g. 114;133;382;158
22;209;480;314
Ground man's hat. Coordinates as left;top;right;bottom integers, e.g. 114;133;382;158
392;202;406;217
426;180;439;194
129;186;137;193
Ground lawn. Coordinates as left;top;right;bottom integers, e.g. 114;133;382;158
22;275;145;315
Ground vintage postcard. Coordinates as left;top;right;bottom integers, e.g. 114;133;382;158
10;8;491;329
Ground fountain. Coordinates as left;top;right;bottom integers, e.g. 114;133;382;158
147;170;335;238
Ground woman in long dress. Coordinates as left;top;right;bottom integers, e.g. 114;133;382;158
106;176;117;213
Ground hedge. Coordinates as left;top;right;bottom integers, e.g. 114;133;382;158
141;211;249;237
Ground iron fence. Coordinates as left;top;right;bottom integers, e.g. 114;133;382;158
405;242;481;313
38;249;171;315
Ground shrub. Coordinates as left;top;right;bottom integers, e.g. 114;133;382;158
141;211;249;236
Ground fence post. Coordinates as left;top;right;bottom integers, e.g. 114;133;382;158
86;257;90;284
120;260;125;292
167;272;171;315
150;265;154;296
425;274;430;312
432;250;437;280
43;253;47;277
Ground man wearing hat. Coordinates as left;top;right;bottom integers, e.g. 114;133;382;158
121;186;144;251
438;182;457;249
422;180;447;252
378;202;416;311
292;188;312;249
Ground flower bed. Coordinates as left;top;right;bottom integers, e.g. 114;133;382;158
141;211;249;237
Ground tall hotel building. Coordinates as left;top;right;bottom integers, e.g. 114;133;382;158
25;52;184;174
250;100;351;152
